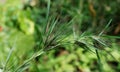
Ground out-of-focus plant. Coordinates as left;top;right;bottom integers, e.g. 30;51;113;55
0;0;120;72
0;0;35;35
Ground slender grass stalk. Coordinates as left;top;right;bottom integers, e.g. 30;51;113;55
102;35;120;39
46;0;51;22
3;37;17;72
95;19;112;72
73;25;77;40
14;50;45;72
44;0;51;33
95;49;102;72
44;18;58;45
99;19;112;36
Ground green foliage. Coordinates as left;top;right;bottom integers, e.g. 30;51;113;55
0;0;120;72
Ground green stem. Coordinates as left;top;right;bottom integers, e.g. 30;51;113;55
14;51;45;72
95;49;102;72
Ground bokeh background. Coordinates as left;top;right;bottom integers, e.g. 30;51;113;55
0;0;120;72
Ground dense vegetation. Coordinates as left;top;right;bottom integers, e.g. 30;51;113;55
0;0;120;72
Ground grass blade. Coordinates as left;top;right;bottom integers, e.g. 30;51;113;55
3;37;17;72
46;0;51;22
14;51;44;72
99;19;112;36
95;49;102;72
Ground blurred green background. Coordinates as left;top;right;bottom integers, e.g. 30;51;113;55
0;0;120;72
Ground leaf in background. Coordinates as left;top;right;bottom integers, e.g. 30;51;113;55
18;18;34;35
